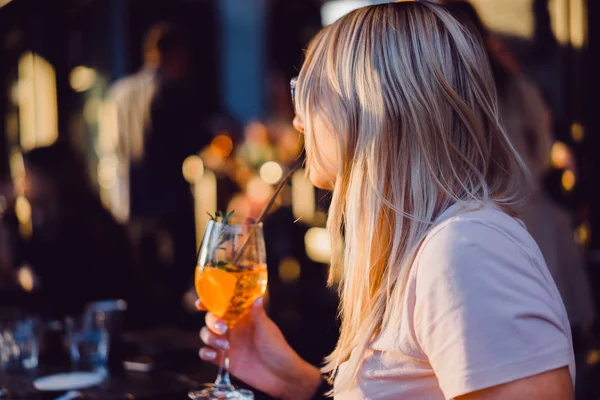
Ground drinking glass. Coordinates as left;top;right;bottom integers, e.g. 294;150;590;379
189;219;267;400
0;317;40;372
65;310;109;371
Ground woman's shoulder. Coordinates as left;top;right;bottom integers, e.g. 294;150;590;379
412;201;570;337
415;202;548;282
410;202;575;399
430;201;535;244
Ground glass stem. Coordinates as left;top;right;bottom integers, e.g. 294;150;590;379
214;330;233;388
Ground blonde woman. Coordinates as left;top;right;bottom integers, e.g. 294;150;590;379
197;2;575;399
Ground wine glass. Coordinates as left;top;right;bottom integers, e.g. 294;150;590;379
189;218;267;400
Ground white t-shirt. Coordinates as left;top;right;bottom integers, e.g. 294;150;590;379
335;202;575;399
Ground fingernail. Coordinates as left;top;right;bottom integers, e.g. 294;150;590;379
254;297;263;307
215;339;229;349
201;349;217;360
195;299;201;308
215;321;228;334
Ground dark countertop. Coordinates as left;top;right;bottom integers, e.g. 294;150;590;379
0;328;273;400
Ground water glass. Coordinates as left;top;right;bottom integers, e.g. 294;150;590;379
0;317;40;372
65;311;109;371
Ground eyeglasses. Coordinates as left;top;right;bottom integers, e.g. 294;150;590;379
290;76;297;111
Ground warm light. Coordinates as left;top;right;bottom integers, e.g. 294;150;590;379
575;224;590;246
571;122;584;143
18;52;58;151
569;0;587;48
17;265;34;292
182;155;204;183
278;257;301;284
15;195;31;224
549;0;569;45
305;227;331;264
0;0;13;8
246;176;273;204
561;170;576;192
587;350;600;367
98;156;118;190
193;170;217;249
210;134;234;158
69;66;97;92
259;161;283;185
470;0;534;39
551;141;570;169
549;0;586;48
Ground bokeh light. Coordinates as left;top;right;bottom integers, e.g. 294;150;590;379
571;122;585;143
551;141;571;169
182;155;204;183
210;134;233;158
305;227;331;264
575;223;590;246
18;52;58;150
561;169;576;192
69;66;97;92
17;265;34;292
15;195;31;224
259;161;283;185
278;257;301;284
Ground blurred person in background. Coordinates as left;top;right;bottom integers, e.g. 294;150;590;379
107;22;213;323
0;142;133;319
196;3;574;399
447;0;595;371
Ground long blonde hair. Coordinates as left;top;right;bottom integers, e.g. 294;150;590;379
295;1;528;392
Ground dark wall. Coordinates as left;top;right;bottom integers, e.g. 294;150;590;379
126;0;218;107
0;0;219;173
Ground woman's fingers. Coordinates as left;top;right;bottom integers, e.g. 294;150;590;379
200;327;230;350
199;347;219;363
195;299;208;311
205;313;228;335
198;312;229;366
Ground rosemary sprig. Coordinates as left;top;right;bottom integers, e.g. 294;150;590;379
203;210;238;269
206;210;236;224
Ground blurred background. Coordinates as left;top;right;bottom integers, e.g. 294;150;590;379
0;0;599;398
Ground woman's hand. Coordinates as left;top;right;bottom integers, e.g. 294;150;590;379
198;297;322;400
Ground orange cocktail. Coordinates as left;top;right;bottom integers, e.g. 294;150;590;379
195;263;267;326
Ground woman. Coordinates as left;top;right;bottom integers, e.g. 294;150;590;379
197;2;575;399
